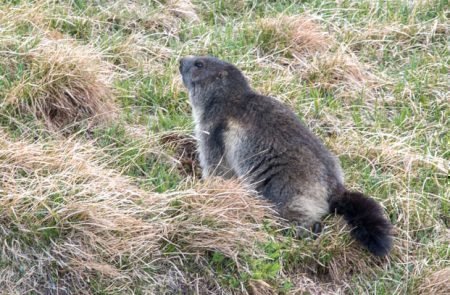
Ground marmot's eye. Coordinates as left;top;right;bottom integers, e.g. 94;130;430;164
194;61;204;68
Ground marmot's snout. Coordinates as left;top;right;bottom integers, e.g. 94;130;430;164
179;56;197;74
179;57;187;74
179;57;193;88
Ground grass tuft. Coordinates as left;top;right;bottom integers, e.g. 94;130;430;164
2;39;117;130
257;15;333;57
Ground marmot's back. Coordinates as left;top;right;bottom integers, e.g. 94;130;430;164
234;93;344;186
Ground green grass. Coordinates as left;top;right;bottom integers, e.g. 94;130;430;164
0;0;448;294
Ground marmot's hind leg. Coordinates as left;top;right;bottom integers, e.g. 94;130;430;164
281;193;329;238
291;221;323;239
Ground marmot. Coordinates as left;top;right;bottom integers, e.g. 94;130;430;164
179;56;393;256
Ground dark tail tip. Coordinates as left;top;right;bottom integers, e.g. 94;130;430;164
330;190;393;256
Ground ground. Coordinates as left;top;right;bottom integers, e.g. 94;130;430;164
0;0;448;294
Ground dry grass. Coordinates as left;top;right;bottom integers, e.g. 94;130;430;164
276;216;401;294
255;14;389;102
159;131;201;178
107;33;174;72
103;0;199;38
167;0;200;23
0;131;280;293
257;15;333;57
2;39;117;130
295;49;387;101
349;21;448;52
288;274;339;295
418;267;450;295
323;127;449;175
0;2;47;34
320;220;397;283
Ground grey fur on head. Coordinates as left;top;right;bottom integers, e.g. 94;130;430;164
179;56;393;256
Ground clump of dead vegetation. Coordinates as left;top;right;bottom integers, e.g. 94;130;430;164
255;14;389;102
257;15;333;57
2;39;116;129
159;131;201;178
2;39;117;130
0;131;280;293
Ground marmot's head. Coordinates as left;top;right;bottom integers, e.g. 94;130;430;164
179;56;250;107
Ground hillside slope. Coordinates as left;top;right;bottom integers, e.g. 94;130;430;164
0;0;448;294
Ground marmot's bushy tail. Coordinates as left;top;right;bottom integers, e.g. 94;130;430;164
330;190;393;256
